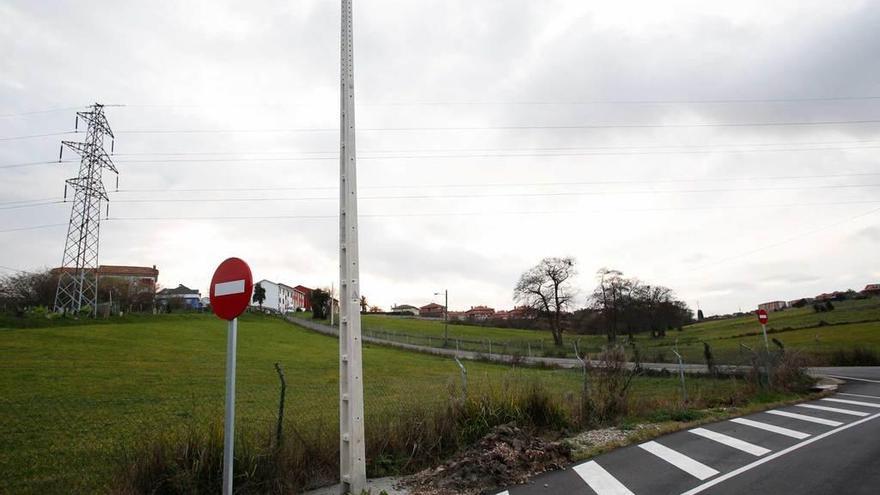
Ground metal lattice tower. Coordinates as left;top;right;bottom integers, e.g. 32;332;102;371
338;0;367;492
53;103;118;316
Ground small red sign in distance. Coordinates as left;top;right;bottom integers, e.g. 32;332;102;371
209;257;254;321
757;308;769;325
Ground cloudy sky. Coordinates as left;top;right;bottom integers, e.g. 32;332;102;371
1;0;879;316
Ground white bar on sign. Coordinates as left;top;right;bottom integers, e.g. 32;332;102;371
215;279;245;296
689;428;770;456
730;418;810;439
766;410;842;427
639;441;720;480
573;461;635;495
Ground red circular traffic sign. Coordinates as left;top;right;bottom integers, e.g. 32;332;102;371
209;257;253;321
756;308;769;325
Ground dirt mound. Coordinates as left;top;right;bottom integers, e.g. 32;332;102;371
404;424;571;495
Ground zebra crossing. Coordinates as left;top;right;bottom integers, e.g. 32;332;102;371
497;391;880;495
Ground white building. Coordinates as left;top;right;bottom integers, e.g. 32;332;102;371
252;279;302;314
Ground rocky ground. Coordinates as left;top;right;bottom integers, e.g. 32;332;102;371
401;422;665;495
403;424;571;495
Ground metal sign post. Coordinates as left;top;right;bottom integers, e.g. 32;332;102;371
223;317;238;495
757;309;770;351
209;258;253;495
339;0;367;493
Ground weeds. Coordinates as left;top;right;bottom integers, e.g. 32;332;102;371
828;346;880;366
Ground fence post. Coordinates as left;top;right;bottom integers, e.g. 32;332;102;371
672;348;688;404
454;356;468;401
573;340;591;422
488;339;492;356
273;362;287;449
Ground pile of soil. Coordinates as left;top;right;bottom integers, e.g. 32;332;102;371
404;424;571;495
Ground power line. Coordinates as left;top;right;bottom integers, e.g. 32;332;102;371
691;206;880;272
94;95;880;108
0;200;63;211
0;160;76;170
110;118;880;135
0;131;78;142
114;171;880;193
0;223;68;234
4;200;879;234
3;185;880;212
6;171;880;204
0;106;87;118
104;138;880;156
6;144;879;171
108;185;880;202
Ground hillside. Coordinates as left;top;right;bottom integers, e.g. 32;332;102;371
642;298;880;364
0;313;749;493
296;298;880;364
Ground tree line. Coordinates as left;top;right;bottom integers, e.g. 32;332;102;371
514;257;692;346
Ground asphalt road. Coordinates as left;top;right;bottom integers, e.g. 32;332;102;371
497;368;880;495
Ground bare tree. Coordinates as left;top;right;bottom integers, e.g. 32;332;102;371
514;256;577;346
593;268;625;343
359;295;368;313
590;269;692;342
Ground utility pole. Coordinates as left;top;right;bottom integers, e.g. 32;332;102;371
338;1;366;493
54;103;117;316
435;289;448;347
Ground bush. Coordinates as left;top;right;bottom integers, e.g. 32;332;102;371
829;347;880;366
113;379;570;494
770;352;814;393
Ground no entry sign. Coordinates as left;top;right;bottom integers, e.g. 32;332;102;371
210;257;253;321
756;308;769;325
209;257;253;495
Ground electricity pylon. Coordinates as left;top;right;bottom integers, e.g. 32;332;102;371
338;0;367;492
53;103;117;316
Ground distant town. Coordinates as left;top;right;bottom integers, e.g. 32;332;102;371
44;263;880;324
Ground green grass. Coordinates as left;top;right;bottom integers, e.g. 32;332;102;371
0;312;766;493
292;311;603;357
642;298;880;364
293;298;880;364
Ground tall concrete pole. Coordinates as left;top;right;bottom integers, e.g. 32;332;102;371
338;0;367;493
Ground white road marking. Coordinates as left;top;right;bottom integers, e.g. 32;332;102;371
823;374;880;384
765;410;843;426
838;392;880;400
573;461;634;495
681;411;880;494
215;279;245;296
689;428;770;456
729;418;810;439
638;441;719;480
822;397;880;409
796;404;869;417
496;492;509;495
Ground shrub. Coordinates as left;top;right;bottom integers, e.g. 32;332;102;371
113;378;570;494
829;346;880;366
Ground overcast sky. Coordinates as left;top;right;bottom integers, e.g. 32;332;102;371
1;0;879;316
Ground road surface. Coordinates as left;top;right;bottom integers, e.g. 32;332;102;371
497;368;880;495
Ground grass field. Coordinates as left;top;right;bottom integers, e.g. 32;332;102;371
645;298;880;364
0;312;772;494
293;311;604;357
296;298;880;364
